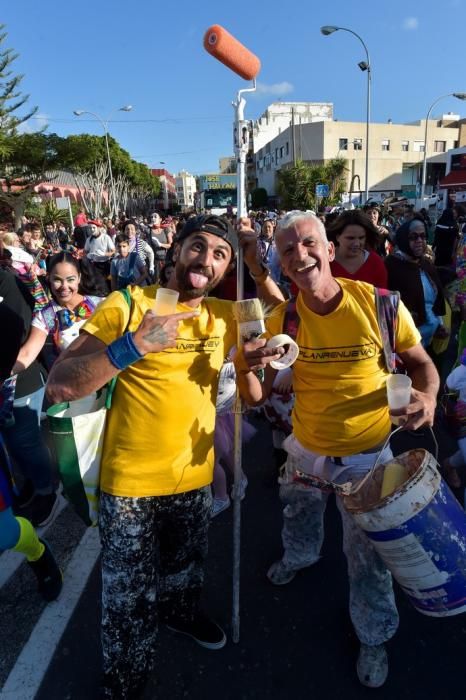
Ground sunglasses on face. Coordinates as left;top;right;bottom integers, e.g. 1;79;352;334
408;233;426;241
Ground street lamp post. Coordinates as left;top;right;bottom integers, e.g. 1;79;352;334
73;105;133;217
420;92;466;202
321;25;371;203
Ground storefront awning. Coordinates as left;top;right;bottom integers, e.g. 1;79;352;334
438;170;466;188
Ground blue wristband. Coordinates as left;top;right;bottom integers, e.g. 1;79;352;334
106;332;144;371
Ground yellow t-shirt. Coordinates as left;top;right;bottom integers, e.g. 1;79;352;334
266;278;421;456
83;285;236;497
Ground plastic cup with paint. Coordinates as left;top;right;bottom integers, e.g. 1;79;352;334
153;288;179;316
386;374;412;425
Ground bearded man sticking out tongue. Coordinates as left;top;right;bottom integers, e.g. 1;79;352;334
46;214;284;699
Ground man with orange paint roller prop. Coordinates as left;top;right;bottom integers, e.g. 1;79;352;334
47;213;284;699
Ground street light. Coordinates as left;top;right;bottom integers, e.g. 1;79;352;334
321;25;371;203
420;92;466;202
73;105;133;216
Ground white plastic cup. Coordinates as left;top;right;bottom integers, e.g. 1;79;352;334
386;374;412;425
153;288;179;316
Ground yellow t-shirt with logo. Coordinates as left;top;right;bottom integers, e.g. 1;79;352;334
266;278;421;456
83;285;236;497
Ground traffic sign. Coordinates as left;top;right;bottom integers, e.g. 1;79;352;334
315;183;330;197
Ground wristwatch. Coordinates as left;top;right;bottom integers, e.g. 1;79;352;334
249;262;270;284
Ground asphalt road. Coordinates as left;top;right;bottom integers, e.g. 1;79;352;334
1;416;462;700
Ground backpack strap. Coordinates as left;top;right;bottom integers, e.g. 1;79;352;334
375;288;400;373
283;296;299;340
105;287;133;409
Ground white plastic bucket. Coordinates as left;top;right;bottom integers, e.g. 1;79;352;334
344;449;466;617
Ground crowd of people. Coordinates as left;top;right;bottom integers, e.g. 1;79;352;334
1;199;466;698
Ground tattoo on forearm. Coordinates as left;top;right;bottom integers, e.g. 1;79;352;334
143;326;169;346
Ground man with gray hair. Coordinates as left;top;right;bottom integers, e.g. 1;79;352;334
234;210;439;688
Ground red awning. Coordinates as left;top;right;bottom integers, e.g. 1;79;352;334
438;170;466;188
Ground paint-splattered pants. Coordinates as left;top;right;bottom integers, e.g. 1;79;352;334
99;486;212;699
277;435;399;646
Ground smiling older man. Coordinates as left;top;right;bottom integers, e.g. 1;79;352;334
235;210;439;689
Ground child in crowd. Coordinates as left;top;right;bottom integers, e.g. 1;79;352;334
111;233;147;291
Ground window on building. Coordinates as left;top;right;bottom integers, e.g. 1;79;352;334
280;146;284;158
275;148;279;160
381;139;390;151
401;141;409;152
286;141;289;155
353;139;363;150
434;140;446;153
339;138;348;151
413;141;425;152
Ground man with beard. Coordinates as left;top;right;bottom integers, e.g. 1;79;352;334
46;214;283;699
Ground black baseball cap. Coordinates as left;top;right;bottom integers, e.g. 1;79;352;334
176;215;237;255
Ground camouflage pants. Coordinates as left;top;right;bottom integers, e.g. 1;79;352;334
99;486;212;699
277;437;399;647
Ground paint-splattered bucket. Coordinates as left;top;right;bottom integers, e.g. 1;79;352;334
344;447;466;617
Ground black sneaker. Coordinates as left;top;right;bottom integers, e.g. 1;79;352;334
28;539;63;602
24;492;60;528
165;612;227;650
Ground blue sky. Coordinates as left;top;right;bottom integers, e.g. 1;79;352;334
3;0;466;176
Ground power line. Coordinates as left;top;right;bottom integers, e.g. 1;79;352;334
134;148;219;158
28;116;231;125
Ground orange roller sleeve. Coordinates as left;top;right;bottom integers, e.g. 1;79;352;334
203;25;261;81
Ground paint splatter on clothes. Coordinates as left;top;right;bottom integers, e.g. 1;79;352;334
99;486;211;699
276;440;399;646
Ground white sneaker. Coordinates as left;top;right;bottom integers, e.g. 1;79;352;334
211;496;230;518
357;643;388;688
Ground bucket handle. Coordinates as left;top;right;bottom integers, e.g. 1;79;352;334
293;426;438;497
348;425;439;497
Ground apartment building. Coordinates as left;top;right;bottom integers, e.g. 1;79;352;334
254;114;462;200
150;168;177;211
175;170;197;211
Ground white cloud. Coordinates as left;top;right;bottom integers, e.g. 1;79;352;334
402;17;419;30
18;112;50;133
253;81;294;97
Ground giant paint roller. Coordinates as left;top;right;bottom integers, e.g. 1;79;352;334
203;25;261;81
203;26;260;644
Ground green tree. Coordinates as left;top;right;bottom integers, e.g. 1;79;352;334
251;187;268;208
0;132;60;227
277;158;348;210
0;24;38;158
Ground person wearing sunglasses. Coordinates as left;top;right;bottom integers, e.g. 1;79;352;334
385;216;447;348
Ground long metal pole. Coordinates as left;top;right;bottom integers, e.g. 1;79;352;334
420;94;454;202
103;127;118;218
365;62;371;203
80;111;118;217
325;28;371;203
232;80;256;645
